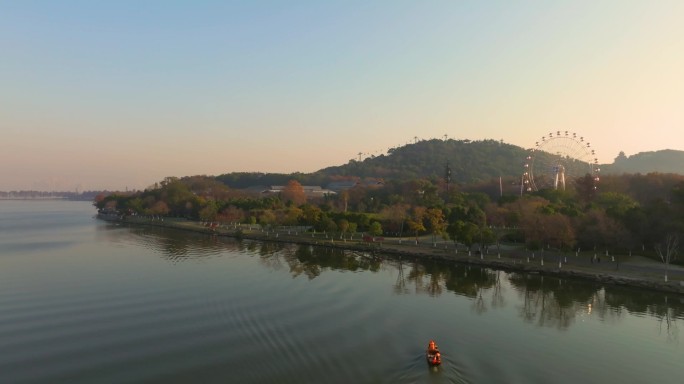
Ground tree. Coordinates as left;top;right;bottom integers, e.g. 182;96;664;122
124;197;144;214
199;200;218;221
315;215;337;233
478;226;496;254
281;180;307;206
514;195;567;251
655;234;678;282
544;214;575;252
149;201;169;216
338;219;349;239
459;222;480;253
323;217;338;233
447;220;465;250
339;190;350;212
259;210;277;230
280;207;303;226
368;221;383;237
484;202;509;228
596;192;639;220
466;205;487;227
301;204;323;227
347;222;358;239
425;208;447;246
218;205;245;223
104;199;118;212
575;173;597;203
160;177;195;215
407;206;427;244
379;203;409;235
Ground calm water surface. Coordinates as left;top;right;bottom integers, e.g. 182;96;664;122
0;200;682;384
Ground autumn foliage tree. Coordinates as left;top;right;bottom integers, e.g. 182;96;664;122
425;208;447;246
149;201;170;216
281;180;307;206
407;206;427;244
379;203;409;234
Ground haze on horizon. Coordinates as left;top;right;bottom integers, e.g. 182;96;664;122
2;1;683;192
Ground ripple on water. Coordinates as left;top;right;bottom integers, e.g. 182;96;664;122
0;284;220;380
3;206;683;383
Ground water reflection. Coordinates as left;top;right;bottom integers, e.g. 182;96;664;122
265;245;382;279
508;273;598;329
113;225;684;336
603;286;683;342
390;260;498;300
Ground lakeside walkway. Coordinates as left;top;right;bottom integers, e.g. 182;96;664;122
102;215;684;295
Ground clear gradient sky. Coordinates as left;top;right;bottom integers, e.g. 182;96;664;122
2;1;683;191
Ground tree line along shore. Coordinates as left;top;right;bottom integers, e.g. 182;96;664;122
94;172;684;293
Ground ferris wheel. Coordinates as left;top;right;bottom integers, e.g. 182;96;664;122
522;131;600;193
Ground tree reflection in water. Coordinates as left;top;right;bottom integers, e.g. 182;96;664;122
133;228;683;336
603;285;683;342
393;260;409;295
255;242;287;271
509;273;602;330
656;298;679;343
256;244;382;280
491;271;505;309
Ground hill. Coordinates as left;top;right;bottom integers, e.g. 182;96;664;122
316;139;527;182
602;150;684;175
215;140;684;189
216;139;532;189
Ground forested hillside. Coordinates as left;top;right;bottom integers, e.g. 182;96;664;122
214;139;684;190
317;139;527;182
216;139;533;189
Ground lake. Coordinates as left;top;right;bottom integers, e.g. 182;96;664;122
1;200;682;384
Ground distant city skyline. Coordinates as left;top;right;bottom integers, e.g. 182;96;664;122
2;1;683;191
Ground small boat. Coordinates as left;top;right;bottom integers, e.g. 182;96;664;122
426;340;441;366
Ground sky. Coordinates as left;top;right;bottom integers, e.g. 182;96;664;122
2;1;684;191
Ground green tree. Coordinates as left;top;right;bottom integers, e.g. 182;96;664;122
124;197;144;214
368;221;383;236
199;200;218;221
338;219;349;239
259;210;277;230
447;220;465;249
596;192;639;220
347;222;358;239
301;204;323;227
459;222;480;253
280;207;303;226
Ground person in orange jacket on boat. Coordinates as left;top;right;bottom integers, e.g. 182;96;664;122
428;340;437;351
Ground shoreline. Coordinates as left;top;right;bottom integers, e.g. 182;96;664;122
99;214;684;295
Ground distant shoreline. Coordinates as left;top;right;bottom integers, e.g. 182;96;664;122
0;197;96;201
98;214;684;295
1;198;94;202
